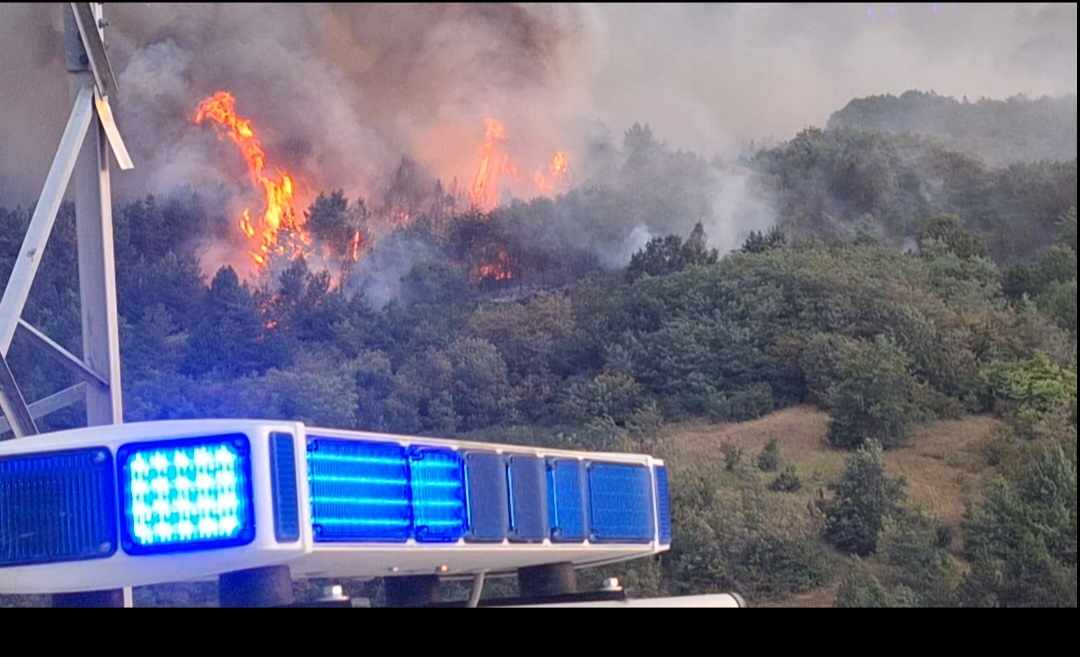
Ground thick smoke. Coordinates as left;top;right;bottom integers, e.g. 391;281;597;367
1;3;1075;273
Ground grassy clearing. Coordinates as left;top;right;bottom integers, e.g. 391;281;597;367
657;406;1003;607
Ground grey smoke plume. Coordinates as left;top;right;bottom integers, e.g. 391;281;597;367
1;3;1075;265
349;234;441;309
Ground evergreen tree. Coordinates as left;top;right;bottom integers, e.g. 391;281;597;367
824;441;907;556
741;226;787;254
626;223;718;282
183;267;282;377
963;439;1078;607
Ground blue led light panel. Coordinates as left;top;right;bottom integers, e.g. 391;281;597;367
1;448;117;568
269;433;300;543
587;462;655;543
507;455;548;543
307;438;411;543
547;458;587;543
655;466;672;545
410;447;467;543
463;452;508;543
117;435;255;555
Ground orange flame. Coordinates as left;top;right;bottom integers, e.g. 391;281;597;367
349;230;363;262
534;150;570;195
476;250;514;282
468;118;571;210
194;91;310;270
469;118;517;212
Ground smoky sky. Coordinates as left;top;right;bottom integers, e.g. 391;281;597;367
0;2;1075;208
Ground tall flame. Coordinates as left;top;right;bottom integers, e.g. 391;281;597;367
468;117;571;211
469;118;515;212
534;150;570;195
194;91;310;269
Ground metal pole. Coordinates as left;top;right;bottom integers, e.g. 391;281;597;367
51;2;128;609
0;353;38;438
219;566;296;608
72;102;124;428
517;562;578;598
68;7;123;429
466;571;487;608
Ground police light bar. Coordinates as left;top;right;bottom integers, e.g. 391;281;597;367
0;420;671;595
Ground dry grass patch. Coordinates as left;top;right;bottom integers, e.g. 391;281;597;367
661;406;831;463
881;416;1001;526
660;408;1000;525
658;407;1004;607
757;584;840;609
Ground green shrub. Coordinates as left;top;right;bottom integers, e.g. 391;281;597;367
799;333;848;406
757;438;782;473
721;442;744;472
879;511;963;607
626;400;664;451
825;336;929;450
741;226;788;254
979;353;1077;438
707;383;777;423
916;214;988;260
667;471;833;600
824;441;907;556
557;371;649;427
1003;245;1076;301
1036;279;1077;336
769;466;803;493
962;438;1078;608
626;222;719;282
834;560;915;608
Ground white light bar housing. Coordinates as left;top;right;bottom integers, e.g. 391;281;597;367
0;420;669;595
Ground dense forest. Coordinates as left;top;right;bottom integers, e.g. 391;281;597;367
1;90;1076;607
828;91;1078;167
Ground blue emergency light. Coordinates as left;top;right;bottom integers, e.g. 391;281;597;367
0;448;116;569
116;435;256;555
307;438;414;543
0;420;671;595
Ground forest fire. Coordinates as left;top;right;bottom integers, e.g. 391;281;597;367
468;117;513;212
475;250;514;282
468;118;571;212
534;150;571;195
194;91;313;270
194;94;568;284
349;230;363;262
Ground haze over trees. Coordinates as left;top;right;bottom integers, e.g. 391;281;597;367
828;91;1078;167
1;90;1076;607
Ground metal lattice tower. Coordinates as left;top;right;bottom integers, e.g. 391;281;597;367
0;2;133;607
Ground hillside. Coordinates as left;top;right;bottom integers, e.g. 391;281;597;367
828;91;1078;167
2;86;1076;607
656;407;1003;608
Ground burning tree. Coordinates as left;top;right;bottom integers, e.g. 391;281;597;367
194;91;314;270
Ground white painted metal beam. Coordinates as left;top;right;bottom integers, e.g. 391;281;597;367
16;319;109;388
94;92;134;171
0;85;95;357
73;76;124;429
0;353;37;437
0;383;86;436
